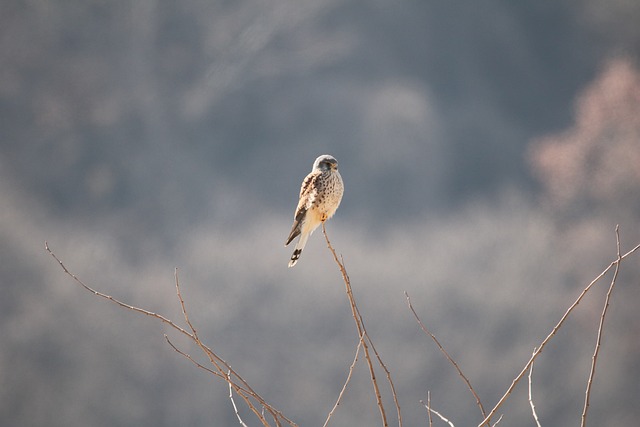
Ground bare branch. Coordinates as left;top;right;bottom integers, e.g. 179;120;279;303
365;329;403;427
323;338;363;427
45;242;194;339
406;292;486;419
46;242;298;427
477;234;640;427
164;334;224;380
175;268;199;338
581;225;622;427
322;224;395;427
427;391;433;427
527;348;542;427
229;370;250;427
172;265;293;427
164;333;270;427
489;414;504;427
420;399;455;427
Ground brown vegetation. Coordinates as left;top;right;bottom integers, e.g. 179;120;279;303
47;224;640;426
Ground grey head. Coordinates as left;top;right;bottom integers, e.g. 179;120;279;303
312;154;339;172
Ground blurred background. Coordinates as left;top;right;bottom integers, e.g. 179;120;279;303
2;1;640;426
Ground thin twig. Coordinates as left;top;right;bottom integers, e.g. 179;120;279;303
489;414;504;427
173;267;284;427
46;242;298;427
173;265;296;427
477;235;640;427
175;268;200;339
323;338;363;427
174;270;273;425
163;333;266;426
173;270;271;420
528;348;542;427
164;334;224;380
581;226;622;427
46;242;193;338
406;292;486;420
322;224;393;427
359;312;403;427
229;370;250;427
420;400;455;427
427;392;433;427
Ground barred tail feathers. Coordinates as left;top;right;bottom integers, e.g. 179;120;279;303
288;232;310;268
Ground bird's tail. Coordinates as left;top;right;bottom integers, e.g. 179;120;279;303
288;232;309;268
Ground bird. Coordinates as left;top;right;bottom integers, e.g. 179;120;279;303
285;154;344;267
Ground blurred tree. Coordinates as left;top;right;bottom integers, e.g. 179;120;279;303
529;57;640;221
528;59;640;426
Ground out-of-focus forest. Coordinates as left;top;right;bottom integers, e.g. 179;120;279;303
2;1;640;426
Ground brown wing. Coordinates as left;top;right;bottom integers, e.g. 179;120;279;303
285;171;319;246
298;171;317;198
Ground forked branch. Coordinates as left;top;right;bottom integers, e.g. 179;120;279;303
581;226;622;427
323;338;363;427
477;230;640;427
322;224;402;427
406;292;486;420
527;349;542;427
45;242;296;427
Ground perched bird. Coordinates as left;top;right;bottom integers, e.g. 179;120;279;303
285;154;344;267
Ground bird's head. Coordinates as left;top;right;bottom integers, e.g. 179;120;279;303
313;154;339;172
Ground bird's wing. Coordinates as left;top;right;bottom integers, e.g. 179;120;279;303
285;172;319;246
298;170;317;198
